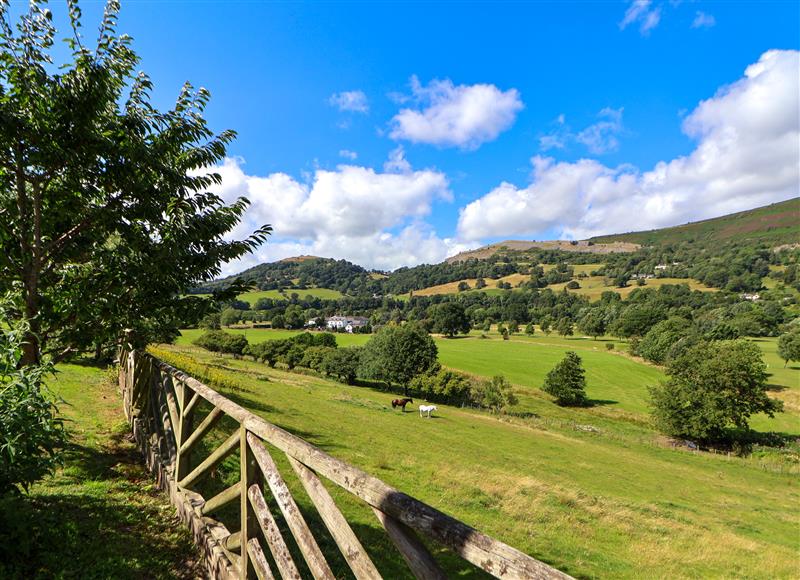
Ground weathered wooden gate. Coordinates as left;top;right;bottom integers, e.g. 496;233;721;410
119;347;570;580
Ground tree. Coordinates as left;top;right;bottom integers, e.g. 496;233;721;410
220;308;242;327
566;280;580;290
475;277;487;289
542;351;587;406
0;2;269;365
524;322;535;336
431;303;471;337
577;308;606;340
649;340;782;443
507;320;520;334
359;324;439;393
637;317;694;364
777;328;800;368
321;347;362;385
457;281;470;292
540;316;552;335
556;318;574;337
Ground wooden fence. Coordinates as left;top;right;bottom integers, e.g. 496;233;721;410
119;346;571;580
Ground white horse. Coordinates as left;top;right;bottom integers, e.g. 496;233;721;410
419;404;437;418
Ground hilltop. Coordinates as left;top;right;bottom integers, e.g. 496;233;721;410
199;200;799;301
590;198;799;247
446;240;640;263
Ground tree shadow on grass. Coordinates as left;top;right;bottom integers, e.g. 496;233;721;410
0;433;201;580
585;399;618;407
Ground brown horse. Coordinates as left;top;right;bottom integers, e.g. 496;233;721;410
391;397;413;411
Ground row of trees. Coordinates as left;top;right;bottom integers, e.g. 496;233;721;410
193;325;520;412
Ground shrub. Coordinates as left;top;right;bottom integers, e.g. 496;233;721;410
566;280;580;289
471;375;518;412
0;304;67;494
542;351;587;406
605;343;615;350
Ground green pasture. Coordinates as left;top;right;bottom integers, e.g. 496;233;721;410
151;343;800;579
177;327;799;435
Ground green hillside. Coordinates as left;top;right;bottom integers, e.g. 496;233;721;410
590;198;799;247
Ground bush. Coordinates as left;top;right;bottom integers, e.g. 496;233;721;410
410;369;474;406
606;343;614;350
566;280;580;290
471;375;518;412
649;340;782;443
0;306;67;494
542;351;587;406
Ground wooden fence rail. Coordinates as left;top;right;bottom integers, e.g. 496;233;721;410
119;346;571;580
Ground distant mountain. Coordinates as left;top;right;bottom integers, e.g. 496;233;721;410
445;240;639;264
590;198;799;247
198;200;799;298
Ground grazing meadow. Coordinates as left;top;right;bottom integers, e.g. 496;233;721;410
160;327;800;578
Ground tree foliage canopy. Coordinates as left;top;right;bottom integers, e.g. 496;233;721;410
542;351;587;406
649;340;782;443
0;1;269;363
359;324;439;390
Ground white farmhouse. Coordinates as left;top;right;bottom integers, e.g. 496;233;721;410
325;315;369;333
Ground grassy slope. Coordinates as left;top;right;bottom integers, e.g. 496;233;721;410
590;198;800;246
0;363;202;579
154;342;800;579
177;327;798;435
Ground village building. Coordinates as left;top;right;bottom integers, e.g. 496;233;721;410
325;315;369;333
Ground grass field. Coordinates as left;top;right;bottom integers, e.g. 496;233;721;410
176;327;799;436
404;273;715;301
0;363;202;579
153;339;800;578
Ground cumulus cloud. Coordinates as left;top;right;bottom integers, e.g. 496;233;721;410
692;11;716;29
459;50;799;241
389;76;523;149
204;154;473;274
619;0;662;35
540;108;625;154
329;90;369;113
338;149;358;160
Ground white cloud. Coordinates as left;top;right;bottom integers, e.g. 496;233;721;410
338;149;358;160
204;155;471;274
620;0;662;35
692;11;716;29
459;50;799;241
329;90;369;113
540;108;625;154
576;107;625;154
389;76;523;149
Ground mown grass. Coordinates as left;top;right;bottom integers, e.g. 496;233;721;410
152;343;800;579
0;363;202;580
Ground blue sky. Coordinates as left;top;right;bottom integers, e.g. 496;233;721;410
32;1;800;272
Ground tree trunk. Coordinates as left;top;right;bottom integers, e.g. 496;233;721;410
16;148;42;367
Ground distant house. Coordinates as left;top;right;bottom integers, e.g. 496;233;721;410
326;315;369;333
741;293;761;302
